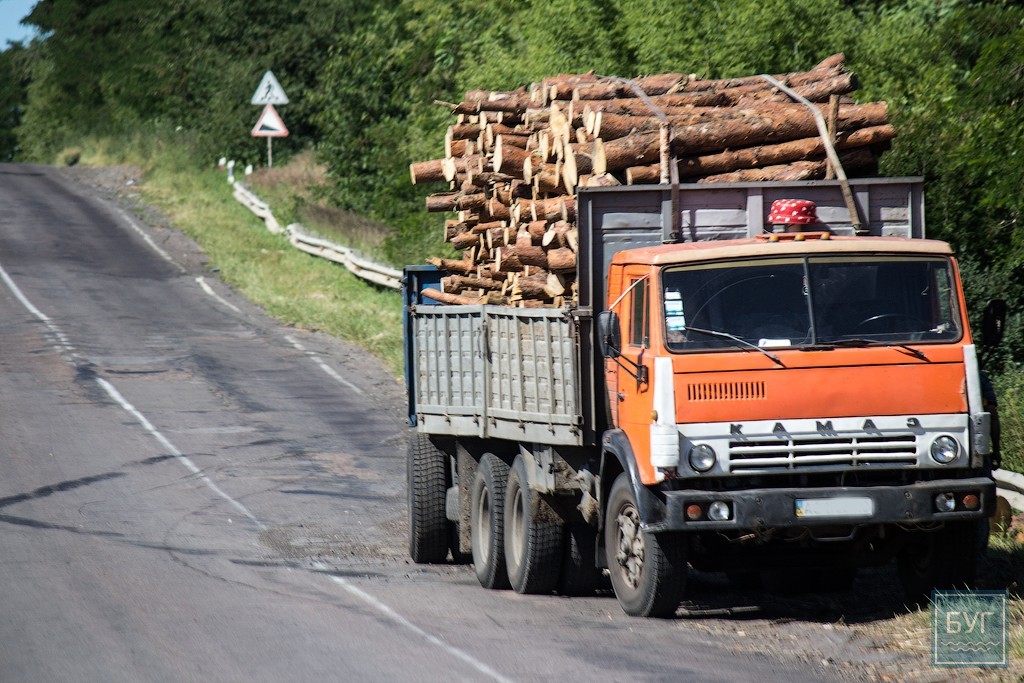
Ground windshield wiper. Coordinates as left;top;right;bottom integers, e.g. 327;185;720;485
684;326;785;367
825;338;929;361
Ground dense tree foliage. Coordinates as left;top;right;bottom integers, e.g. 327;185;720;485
1;0;1021;372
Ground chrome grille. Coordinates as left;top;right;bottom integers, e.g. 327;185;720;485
728;433;917;471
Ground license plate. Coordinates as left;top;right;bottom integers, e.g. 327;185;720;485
795;496;874;518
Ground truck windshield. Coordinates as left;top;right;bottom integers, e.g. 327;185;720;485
662;255;962;352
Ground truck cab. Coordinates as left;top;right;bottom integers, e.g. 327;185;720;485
598;232;994;610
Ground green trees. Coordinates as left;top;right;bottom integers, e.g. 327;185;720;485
0;0;1020;375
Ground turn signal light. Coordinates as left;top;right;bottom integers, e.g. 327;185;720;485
686;504;703;521
962;494;980;510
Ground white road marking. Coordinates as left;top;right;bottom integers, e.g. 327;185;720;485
112;206;185;272
196;276;243;313
1;260;505;681
0;262;77;356
284;334;363;395
314;564;514;683
0;260;263;530
94;376;265;531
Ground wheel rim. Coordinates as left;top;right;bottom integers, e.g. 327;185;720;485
475;485;491;565
614;502;644;589
509;485;525;568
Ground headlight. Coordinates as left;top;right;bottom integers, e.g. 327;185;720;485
688;444;716;472
930;435;960;464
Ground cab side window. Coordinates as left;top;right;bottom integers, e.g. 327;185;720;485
629;278;648;347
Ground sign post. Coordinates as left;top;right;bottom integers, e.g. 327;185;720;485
250;71;289;168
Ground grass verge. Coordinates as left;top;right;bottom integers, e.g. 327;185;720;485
70;138;405;376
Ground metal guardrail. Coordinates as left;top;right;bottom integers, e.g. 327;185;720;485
225;162;402;290
995;469;1024;512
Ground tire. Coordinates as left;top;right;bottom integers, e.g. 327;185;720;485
898;521;980;604
407;433;450;564
504;455;565;594
604;473;686;617
559;519;603;597
471;454;511;589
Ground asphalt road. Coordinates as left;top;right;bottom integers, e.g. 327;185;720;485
0;164;847;682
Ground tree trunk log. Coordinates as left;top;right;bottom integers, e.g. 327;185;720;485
410;159;446;184
698;147;877;183
427;257;477;275
493;138;531;174
599;102;887;171
617;124;895;181
450;230;482;250
445;274;505;292
422;288;482;305
546;248;576;272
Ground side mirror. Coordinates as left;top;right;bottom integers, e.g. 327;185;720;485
982;299;1007;347
597;311;621;358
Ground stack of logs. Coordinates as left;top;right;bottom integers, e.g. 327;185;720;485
410;53;894;308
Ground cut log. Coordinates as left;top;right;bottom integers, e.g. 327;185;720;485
533;162;564;193
449;123;480;141
484;197;511;221
526;220;548;243
421;288;479;305
425;192;459;212
442;154;483;181
427;257;477;275
544;272;568;298
561;140;601;191
542;220;572;248
697;147;877;183
493;138;531;174
450;231;481;250
584;172;621;188
494;247;524;272
470;220;507;234
445;274;505;291
599;102;888;172
501;244;548;268
546;248;577;273
622;124;896;181
410;159;446;184
469;171;516;188
515;271;555;299
445;138;474;157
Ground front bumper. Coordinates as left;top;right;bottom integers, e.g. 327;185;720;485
648;477;995;532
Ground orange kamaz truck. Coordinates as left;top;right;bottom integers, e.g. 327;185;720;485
403;177;1001;617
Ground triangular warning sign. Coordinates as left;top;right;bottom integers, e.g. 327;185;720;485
251;70;289;105
252;104;289;138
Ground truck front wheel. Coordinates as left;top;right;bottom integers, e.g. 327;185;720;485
898;521;981;604
407;434;451;563
605;473;686;617
471;454;511;589
504;455;564;594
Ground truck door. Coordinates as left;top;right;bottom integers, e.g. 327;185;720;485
613;271;653;434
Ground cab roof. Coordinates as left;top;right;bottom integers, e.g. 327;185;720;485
610;235;954;267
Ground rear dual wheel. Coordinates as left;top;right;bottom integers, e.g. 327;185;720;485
408;434;454;563
504;455;564;594
471;454;511;589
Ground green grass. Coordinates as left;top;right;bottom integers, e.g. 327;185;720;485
994;365;1024;475
69;138;405;376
